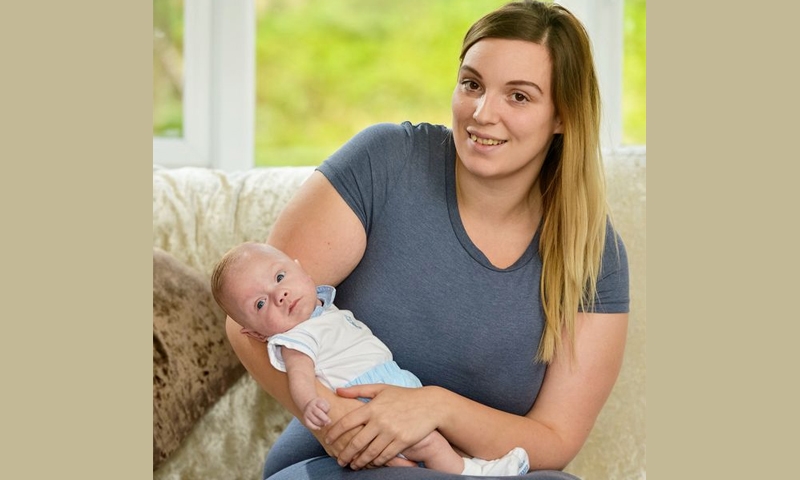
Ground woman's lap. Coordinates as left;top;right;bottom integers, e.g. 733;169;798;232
263;419;581;480
263;419;327;478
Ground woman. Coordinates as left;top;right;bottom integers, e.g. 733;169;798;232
226;1;629;478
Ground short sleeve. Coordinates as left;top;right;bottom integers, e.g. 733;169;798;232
267;328;320;372
316;122;415;233
583;219;630;314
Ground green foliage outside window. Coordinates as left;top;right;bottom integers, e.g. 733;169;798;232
254;0;646;166
624;0;646;145
152;0;184;138
254;0;511;166
152;0;646;165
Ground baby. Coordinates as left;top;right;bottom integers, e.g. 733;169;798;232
211;241;529;476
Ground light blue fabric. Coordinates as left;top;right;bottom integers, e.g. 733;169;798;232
344;360;423;389
310;285;336;318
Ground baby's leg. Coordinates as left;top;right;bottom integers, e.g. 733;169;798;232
401;432;530;476
399;430;464;474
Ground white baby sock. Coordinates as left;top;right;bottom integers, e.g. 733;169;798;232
461;447;529;476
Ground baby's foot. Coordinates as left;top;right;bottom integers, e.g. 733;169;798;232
461;447;529;476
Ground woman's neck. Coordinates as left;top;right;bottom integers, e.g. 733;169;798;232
454;159;543;268
454;159;542;224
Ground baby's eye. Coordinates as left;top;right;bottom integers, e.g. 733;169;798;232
257;299;265;310
276;272;285;282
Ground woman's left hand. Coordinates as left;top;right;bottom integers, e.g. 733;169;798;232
324;384;442;470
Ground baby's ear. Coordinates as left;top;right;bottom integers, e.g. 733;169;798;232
240;327;269;343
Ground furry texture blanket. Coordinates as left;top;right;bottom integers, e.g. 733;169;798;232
152;153;646;479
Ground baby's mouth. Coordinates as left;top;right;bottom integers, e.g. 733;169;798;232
470;133;507;146
288;298;299;314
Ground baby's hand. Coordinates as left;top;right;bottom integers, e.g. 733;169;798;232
302;397;331;430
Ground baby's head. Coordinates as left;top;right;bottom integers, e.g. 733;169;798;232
211;242;319;342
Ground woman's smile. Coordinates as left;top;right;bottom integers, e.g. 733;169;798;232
469;132;507;147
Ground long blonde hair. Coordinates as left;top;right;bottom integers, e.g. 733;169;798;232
461;1;609;363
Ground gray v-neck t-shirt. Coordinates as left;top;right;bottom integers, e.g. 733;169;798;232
317;121;629;416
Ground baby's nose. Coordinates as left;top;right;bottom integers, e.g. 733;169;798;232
276;290;289;304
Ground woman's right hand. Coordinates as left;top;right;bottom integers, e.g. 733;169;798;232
311;392;366;458
313;391;419;469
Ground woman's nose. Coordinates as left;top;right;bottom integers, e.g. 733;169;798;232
473;94;499;124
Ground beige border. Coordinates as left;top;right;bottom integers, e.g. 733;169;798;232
1;2;152;478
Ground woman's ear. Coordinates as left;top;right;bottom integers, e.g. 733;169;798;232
554;114;563;134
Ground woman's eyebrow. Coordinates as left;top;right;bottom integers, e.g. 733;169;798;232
507;79;543;95
459;64;483;79
460;64;543;95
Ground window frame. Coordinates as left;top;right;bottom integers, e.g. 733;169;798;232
152;0;254;170
560;0;626;153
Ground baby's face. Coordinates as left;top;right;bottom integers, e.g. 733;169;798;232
224;246;319;338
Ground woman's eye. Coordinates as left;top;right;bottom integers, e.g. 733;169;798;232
276;272;285;282
461;80;480;91
257;299;265;310
512;92;529;103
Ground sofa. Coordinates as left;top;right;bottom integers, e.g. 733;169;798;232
152;149;646;479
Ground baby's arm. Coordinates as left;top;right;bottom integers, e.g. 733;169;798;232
281;347;331;430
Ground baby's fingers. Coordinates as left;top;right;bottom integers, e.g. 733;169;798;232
304;399;332;430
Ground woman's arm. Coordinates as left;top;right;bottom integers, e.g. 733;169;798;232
440;311;628;470
267;171;366;286
225;171;369;448
328;311;628;471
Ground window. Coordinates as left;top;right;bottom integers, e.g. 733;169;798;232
153;0;645;170
560;0;646;149
153;0;184;139
623;0;646;145
253;0;510;167
152;0;254;170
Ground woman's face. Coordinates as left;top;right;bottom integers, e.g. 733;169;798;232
451;38;562;181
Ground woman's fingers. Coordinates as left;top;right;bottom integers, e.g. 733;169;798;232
328;425;362;458
348;432;396;470
358;439;412;469
324;399;372;445
334;422;382;467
